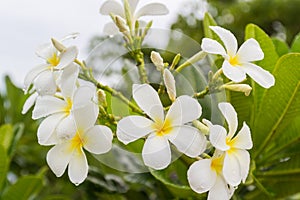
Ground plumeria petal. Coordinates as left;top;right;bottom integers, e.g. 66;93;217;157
99;0;124;17
166;95;201;126
68;148;88;186
73;86;96;109
209;26;238;55
117;116;154;145
201;38;226;56
135;3;169;18
235;149;251;183
36;43;56;59
56;46;78;69
231;122;253;149
37;113;65;145
132;84;164;121
242;63;275;88
103;22;119;35
23;64;48;93
167;126;206;157
237;38;264;62
223;153;241;186
46;142;73;177
128;0;139;14
34;70;57;96
187;159;216;193
83;125;113;154
222;60;246;83
142;133;171;170
208;124;229;151
208;176;231;200
218;102;238;139
32;96;66;119
22;92;38;114
56;115;77;141
163;69;176;101
73;103;99;131
59;64;79;98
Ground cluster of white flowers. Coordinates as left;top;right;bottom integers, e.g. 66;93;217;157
23;37;113;186
22;1;277;198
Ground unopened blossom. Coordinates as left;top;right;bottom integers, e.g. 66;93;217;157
221;83;252;96
99;0;169;34
203;102;253;186
23;41;78;96
117;84;207;170
46;104;113;185
187;151;235;200
151;51;164;71
32;65;98;145
163;69;176;102
201;26;275;88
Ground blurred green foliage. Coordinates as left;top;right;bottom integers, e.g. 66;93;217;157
171;0;300;44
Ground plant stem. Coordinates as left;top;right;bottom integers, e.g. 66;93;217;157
82;69;144;115
194;87;209;99
175;51;207;73
134;51;149;83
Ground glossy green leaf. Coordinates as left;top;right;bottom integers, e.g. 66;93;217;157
0;145;8;193
245;24;279;125
1;175;43;200
0;124;13;152
291;32;300;52
252;53;300;159
202;12;219;41
272;37;289;56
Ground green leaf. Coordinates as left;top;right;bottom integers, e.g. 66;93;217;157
1;175;43;200
252;53;300;159
0;145;8;193
8;123;24;157
271;37;289;56
245;24;279;125
260;115;300;161
202;12;218;40
0;124;13;152
291;32;300;52
5;76;27;124
150;158;205;199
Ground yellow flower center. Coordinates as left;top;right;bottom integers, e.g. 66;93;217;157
70;131;84;152
211;155;224;174
229;55;240;66
47;53;60;67
153;118;173;137
63;98;73;116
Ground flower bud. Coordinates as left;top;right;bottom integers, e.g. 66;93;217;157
150;51;164;71
51;38;66;52
115;16;129;33
97;89;107;107
221;84;252;96
163;69;176;102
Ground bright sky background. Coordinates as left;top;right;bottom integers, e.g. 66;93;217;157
0;0;189;89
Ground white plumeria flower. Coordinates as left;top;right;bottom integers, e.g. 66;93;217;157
100;0;169;34
203;102;253;187
46;104;113;186
32;65;98;145
24;41;78;96
187;151;235;200
117;84;207;170
201;26;275;88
